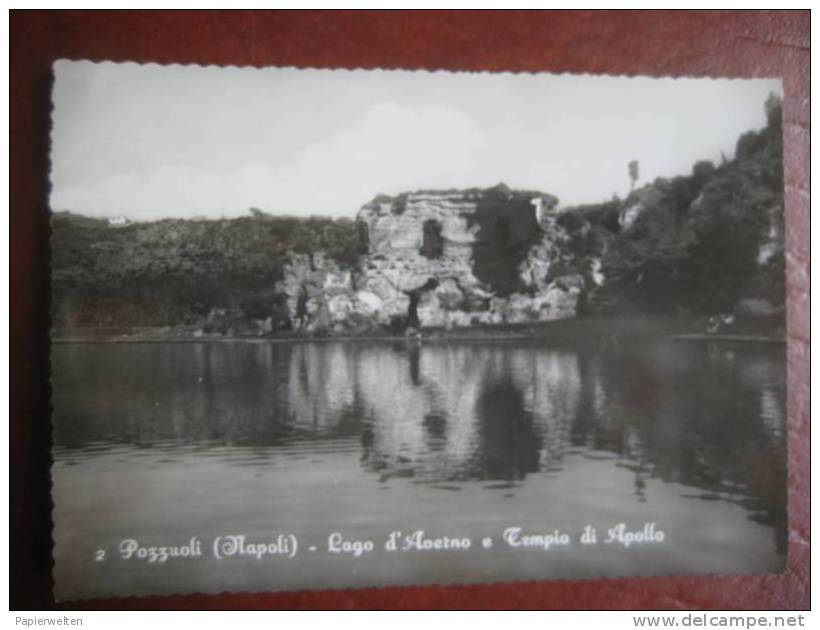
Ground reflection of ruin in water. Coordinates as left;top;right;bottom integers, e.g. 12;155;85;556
52;339;787;553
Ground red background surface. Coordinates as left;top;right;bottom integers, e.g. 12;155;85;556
9;10;810;610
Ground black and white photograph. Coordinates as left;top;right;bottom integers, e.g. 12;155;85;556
49;61;788;601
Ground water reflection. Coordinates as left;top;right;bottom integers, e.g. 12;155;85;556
52;339;787;554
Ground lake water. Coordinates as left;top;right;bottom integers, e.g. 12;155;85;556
51;339;788;601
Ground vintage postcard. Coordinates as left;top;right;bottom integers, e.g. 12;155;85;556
49;61;787;601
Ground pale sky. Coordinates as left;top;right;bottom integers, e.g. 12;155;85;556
50;60;781;220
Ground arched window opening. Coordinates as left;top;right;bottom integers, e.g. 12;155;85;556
420;219;444;259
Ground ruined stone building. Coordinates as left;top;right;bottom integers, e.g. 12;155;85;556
278;184;586;335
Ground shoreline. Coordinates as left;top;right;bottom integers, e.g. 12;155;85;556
50;316;786;345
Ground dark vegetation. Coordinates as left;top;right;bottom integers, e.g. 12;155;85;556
559;94;785;331
467;184;548;296
51;211;364;328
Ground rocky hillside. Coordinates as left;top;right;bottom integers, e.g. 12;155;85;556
51;96;785;338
